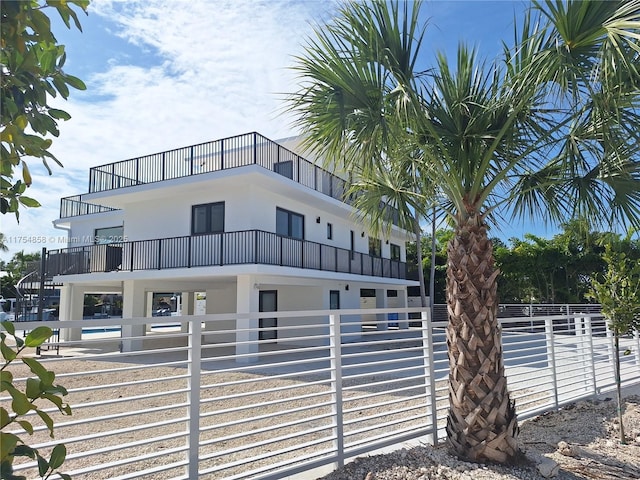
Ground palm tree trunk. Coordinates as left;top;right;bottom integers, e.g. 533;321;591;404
445;221;518;463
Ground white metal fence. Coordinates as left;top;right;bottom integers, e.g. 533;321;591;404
3;307;640;480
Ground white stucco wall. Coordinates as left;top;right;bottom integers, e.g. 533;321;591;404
63;171;409;262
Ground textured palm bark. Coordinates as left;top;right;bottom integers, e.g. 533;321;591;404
445;222;519;463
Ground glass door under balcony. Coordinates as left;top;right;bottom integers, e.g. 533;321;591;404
259;290;277;341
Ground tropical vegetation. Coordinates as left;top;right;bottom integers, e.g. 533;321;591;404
588;237;640;444
1;0;88;220
288;0;640;463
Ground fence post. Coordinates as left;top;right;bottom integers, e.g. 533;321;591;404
187;317;202;479
329;313;344;468
583;316;598;396
544;317;559;409
421;309;438;445
635;330;640;368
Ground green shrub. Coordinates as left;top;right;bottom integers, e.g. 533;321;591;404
1;321;71;479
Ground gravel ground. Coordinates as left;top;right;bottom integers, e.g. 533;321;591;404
317;393;640;480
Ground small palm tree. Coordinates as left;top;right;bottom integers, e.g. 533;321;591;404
0;233;9;252
289;0;640;463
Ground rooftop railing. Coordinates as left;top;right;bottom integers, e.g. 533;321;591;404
85;132;400;224
88;132;344;196
59;195;120;218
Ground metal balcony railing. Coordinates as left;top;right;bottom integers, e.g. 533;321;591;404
46;230;407;279
84;132;400;225
59;195;120;218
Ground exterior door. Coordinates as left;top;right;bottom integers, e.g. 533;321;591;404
330;290;340;310
259;290;277;341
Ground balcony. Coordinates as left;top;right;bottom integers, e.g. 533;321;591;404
59;195;120;218
88;132;349;199
46;230;407;279
77;132;399;225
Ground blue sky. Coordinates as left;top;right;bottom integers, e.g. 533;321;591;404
2;0;562;259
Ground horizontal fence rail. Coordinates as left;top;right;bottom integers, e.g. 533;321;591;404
82;132;400;225
2;308;639;480
45;230;406;280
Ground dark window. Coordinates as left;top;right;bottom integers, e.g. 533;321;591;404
274;161;293;179
94;226;124;244
192;202;225;235
368;237;382;257
390;243;401;261
330;290;340;309
276;207;304;239
387;290;398;297
327;223;333;240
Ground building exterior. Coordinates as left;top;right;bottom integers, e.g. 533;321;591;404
47;132;417;353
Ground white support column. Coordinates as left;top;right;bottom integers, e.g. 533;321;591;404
375;288;388;331
121;280;146;352
397;288;409;329
235;275;259;363
338;286;361;342
182;291;195;315
178;292;195;334
145;291;154;332
58;284;83;341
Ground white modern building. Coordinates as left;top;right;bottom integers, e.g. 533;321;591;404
47;132;417;352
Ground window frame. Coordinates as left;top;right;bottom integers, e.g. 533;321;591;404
390;243;401;261
191;201;225;235
94;226;124;245
276;207;305;240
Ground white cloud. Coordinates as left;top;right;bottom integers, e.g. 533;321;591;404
2;0;334;259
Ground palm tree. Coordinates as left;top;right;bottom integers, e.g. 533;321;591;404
288;0;640;464
0;233;8;252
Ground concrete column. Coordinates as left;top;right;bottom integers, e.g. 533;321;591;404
340;285;362;342
121;280;146;351
182;291;195;315
375;288;388;331
396;288;409;329
178;291;195;334
58;284;83;341
236;275;259;363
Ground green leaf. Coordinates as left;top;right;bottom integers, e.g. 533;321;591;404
17;196;41;208
49;444;66;470
1;321;16;336
16;420;33;435
22;357;54;385
59;474;72;480
24;327;52;347
11;390;33;416
48;108;71;121
36;451;49;477
624;348;631;355
25;378;42;399
0;371;13;385
14;116;28;130
0;407;10;429
13;444;36;459
42;393;71;415
52;76;70;99
36;410;55;438
0;341;17;362
0;432;20;460
63;74;86;91
21;161;32;186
